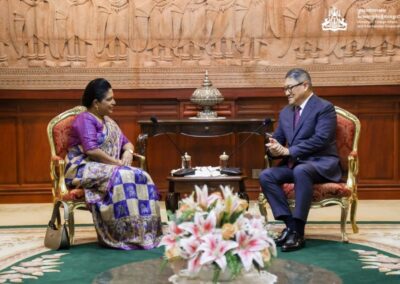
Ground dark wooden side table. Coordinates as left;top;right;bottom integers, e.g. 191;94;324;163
136;118;273;209
166;175;248;212
136;118;273;164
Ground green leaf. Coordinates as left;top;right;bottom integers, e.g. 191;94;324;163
160;258;169;272
212;264;221;283
264;259;273;269
229;210;244;223
177;209;195;223
207;199;218;211
221;212;231;225
167;210;176;222
225;251;242;278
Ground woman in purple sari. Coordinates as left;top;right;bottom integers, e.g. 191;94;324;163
64;78;162;250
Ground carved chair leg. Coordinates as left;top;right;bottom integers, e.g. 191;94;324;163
238;180;249;205
258;193;268;223
68;204;75;245
350;198;359;234
166;180;180;213
166;192;180;213
340;201;350;243
238;192;249;204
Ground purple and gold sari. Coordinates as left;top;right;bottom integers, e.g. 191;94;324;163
64;112;162;250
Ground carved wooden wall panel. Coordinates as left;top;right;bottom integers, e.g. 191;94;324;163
0;117;18;184
360;114;395;180
1;0;400;89
1;86;400;203
21;116;51;184
139;101;180;119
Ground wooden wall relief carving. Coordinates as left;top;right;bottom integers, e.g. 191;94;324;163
0;0;399;89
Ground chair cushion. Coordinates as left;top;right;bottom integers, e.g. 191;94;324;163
53;116;77;158
61;188;85;202
282;183;352;202
336;115;355;172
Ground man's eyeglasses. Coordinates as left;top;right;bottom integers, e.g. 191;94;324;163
283;81;304;93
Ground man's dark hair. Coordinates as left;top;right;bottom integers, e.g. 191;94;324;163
82;78;112;107
285;68;312;87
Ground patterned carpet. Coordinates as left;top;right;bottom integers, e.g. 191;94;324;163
1;223;399;283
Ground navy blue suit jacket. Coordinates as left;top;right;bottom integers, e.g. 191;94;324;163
273;94;342;182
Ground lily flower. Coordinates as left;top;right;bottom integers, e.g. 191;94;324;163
195;185;222;210
232;231;268;271
187;254;202;274
180;236;203;273
180;236;202;258
212;200;225;225
180;211;216;239
196;185;209;210
159;221;184;250
161;185;276;280
220;186;241;215
180;192;198;211
198;234;238;271
248;217;265;232
235;215;251;232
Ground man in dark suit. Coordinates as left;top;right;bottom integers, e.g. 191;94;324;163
259;68;341;252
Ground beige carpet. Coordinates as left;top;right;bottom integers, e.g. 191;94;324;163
0;200;399;274
1;200;399;226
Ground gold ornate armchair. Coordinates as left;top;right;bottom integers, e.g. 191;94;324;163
259;106;361;242
47;106;145;245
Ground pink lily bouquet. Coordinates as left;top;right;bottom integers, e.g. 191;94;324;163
160;185;277;283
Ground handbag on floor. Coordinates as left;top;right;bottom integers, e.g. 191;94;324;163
44;200;70;250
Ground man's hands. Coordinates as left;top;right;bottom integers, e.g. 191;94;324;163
266;138;289;157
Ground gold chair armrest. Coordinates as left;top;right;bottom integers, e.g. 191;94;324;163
264;154;270;169
133;152;146;170
50;156;68;198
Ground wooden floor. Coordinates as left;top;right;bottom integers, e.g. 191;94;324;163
0;200;399;226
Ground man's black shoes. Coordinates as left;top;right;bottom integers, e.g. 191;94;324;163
274;228;306;251
281;231;305;252
273;228;291;247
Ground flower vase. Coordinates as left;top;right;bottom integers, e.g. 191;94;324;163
197;265;235;282
172;267;235;283
169;258;187;275
169;265;278;284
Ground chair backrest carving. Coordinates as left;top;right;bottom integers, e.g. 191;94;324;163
334;106;361;175
47;106;87;159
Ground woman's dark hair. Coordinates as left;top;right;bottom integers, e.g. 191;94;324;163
81;78;112;107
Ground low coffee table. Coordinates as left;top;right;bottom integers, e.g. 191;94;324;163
93;258;342;284
166;175;248;212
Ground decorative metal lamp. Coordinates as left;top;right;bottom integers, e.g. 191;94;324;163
190;70;224;119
